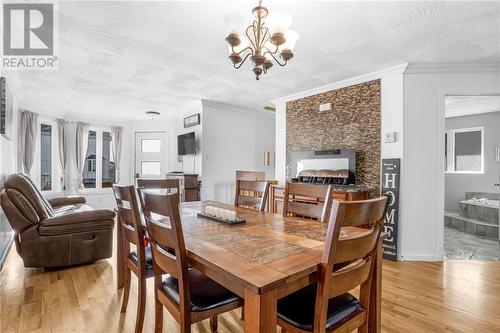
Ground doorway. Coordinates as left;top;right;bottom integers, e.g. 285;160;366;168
443;95;500;260
134;131;167;181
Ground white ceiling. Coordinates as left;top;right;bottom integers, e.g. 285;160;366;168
5;1;500;119
445;95;500;118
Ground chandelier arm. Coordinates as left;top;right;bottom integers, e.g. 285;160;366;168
231;45;254;56
233;53;252;69
246;22;258;50
264;50;288;67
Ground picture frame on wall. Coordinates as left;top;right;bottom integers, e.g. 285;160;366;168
0;77;13;140
184;113;200;128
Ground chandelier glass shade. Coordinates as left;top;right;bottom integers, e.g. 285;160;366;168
224;1;299;80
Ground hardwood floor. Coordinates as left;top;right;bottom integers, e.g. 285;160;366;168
1;239;500;333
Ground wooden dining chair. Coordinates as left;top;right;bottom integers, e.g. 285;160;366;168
137;178;180;199
138;190;243;333
283;182;334;223
276;196;389;333
234;180;270;211
112;184;154;333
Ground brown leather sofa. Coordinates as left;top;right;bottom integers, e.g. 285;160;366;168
0;174;115;268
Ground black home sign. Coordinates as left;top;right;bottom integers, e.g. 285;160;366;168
381;158;400;261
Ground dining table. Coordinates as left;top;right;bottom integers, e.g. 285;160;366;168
116;200;384;333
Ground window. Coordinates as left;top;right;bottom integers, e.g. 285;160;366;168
83;131;97;188
40;124;52;190
141;139;161;152
445;127;484;173
102;132;115;188
141;161;161;175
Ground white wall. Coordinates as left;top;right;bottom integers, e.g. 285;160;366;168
201;100;275;204
445;111;500;212
401;67;500;260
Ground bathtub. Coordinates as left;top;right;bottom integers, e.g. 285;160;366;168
461;198;500;208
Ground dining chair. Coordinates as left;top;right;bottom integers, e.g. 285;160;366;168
234;180;271;211
282;182;334;223
276;196;389;333
137;178;180;199
112;184;154;333
138;190;243;333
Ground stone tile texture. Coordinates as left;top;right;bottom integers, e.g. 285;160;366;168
286;80;381;197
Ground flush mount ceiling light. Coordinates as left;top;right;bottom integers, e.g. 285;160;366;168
145;111;160;119
224;0;299;80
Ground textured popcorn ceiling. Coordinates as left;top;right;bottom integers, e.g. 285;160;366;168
445;96;500;118
6;0;500;119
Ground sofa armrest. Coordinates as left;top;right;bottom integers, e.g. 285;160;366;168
43;209;115;225
48;196;86;208
39;209;116;236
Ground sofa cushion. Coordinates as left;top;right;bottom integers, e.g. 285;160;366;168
6;189;39;224
39;208;115;236
4;173;54;219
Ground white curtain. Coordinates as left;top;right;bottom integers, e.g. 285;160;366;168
111;126;123;183
19;110;39;176
75;122;89;189
56;119;67;190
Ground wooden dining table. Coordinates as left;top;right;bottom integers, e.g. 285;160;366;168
116;200;384;333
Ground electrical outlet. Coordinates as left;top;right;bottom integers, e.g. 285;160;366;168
319;103;331;112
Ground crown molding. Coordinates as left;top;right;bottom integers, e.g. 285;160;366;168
405;63;500;74
201;99;275;119
271;63;409;104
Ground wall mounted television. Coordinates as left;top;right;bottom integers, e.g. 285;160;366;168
178;132;196;155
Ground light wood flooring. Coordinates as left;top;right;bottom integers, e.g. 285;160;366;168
1;240;500;333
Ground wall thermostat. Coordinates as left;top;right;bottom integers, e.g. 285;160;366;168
384;132;397;143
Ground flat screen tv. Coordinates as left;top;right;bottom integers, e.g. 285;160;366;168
178;132;196;155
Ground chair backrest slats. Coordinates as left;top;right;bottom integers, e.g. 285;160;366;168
333;229;380;264
329;257;373;299
234;180;270;212
138;190;191;313
112;184;147;272
312;196;389;333
283;183;333;223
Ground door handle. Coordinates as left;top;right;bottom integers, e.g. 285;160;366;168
494;184;500;187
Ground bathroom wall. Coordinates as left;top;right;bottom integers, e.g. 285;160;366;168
445;111;500;211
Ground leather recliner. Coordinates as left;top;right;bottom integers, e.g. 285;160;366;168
0;173;115;268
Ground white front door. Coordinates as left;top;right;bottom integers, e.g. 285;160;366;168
134;132;167;180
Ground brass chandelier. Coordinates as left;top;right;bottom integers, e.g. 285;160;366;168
224;0;299;80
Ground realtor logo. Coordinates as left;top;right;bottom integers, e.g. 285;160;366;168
2;2;58;70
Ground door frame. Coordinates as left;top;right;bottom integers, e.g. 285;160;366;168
438;92;500;259
133;131;168;181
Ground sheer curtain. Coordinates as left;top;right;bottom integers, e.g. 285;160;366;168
19;110;39;176
111;126;123;183
75;122;89;189
56;119;67;190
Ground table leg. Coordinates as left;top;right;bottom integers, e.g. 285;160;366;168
116;214;124;289
244;289;277;333
368;237;383;333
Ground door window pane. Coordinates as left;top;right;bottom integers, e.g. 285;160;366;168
454;130;482;172
141;161;161;175
141;139;161;152
102;132;115;188
40;124;52;190
83;131;97;188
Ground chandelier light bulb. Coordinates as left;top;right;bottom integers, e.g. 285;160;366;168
281;30;299;51
265;11;293;35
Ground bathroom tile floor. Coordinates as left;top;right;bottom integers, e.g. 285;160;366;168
445;226;500;260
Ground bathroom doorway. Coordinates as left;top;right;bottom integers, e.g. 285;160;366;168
444;95;500;260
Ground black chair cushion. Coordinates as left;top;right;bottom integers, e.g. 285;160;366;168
128;246;154;273
162;268;240;312
277;283;361;331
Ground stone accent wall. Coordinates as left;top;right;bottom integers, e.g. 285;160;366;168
286;80;381;197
